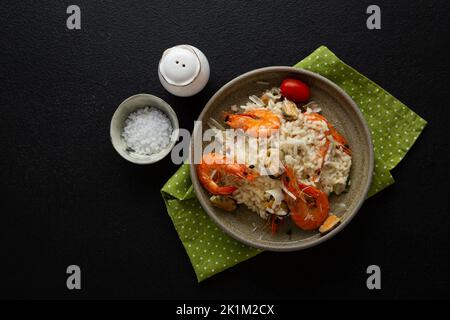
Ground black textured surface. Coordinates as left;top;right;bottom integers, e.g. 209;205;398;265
1;0;449;299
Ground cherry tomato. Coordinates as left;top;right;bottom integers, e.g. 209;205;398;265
280;78;310;102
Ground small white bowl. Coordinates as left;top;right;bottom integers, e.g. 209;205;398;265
110;94;179;164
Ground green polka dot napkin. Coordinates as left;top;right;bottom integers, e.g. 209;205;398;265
161;46;427;282
295;46;426;197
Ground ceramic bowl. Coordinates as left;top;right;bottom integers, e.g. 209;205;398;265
110;93;179;164
190;67;374;251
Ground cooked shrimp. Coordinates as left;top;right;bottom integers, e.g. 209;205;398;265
282;166;329;231
197;153;258;195
304;113;351;156
224;109;281;137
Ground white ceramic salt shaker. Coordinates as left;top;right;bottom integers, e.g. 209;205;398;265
158;44;210;97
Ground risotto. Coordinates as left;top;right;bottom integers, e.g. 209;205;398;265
197;79;352;234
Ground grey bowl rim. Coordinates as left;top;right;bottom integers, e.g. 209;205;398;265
110;93;179;165
190;66;374;251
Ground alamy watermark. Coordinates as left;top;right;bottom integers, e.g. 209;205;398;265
66;5;81;30
366;5;381;30
366;264;381;290
66;265;81;290
169;121;282;175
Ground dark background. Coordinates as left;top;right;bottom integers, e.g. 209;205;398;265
1;0;449;300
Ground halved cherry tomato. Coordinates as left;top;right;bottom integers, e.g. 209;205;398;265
280;78;310;102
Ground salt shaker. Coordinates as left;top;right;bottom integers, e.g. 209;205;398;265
158;44;210;97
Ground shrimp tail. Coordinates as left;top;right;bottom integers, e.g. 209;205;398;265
215;186;238;195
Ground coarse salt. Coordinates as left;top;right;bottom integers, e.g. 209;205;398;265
122;107;173;155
